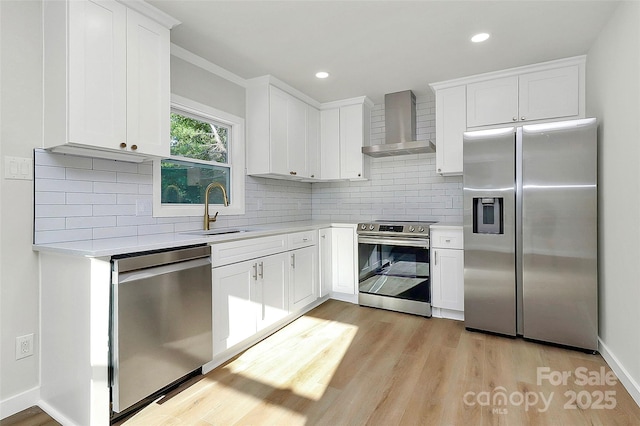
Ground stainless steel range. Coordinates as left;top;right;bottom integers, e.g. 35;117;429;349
357;221;436;317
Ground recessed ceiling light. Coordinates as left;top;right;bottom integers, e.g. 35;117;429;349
315;71;330;79
471;33;490;43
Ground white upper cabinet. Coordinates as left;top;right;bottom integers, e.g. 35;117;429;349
320;98;373;181
307;105;321;180
518;65;580;122
43;0;177;161
247;81;312;179
320;108;341;180
435;85;466;176
466;64;582;128
339;103;370;180
430;56;585;176
466;76;518;128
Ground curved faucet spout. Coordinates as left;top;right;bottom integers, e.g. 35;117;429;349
204;182;229;230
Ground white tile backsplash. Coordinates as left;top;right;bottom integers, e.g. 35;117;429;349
33;149;313;244
311;92;463;223
33;91;461;244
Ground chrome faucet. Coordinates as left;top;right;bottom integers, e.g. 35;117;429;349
204;182;229;230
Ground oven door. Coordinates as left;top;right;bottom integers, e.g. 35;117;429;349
358;236;431;316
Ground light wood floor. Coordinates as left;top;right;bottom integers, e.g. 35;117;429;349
123;300;640;425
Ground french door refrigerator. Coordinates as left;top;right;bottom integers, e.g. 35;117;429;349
463;118;597;351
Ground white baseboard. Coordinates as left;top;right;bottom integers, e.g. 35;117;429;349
37;400;80;426
329;292;358;304
599;338;640;408
432;307;464;321
0;386;39;420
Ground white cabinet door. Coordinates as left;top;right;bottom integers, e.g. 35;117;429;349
318;228;332;297
307;105;321;179
466;76;518;127
435;85;466;176
44;0;171;159
212;260;256;355
289;246;317;312
340;104;368;179
269;86;290;175
257;253;289;331
67;0;127;150
518;65;580;122
320;108;341;180
331;227;357;295
125;8;170;157
287;96;308;178
431;248;464;312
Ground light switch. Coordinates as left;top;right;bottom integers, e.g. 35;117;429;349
4;156;33;180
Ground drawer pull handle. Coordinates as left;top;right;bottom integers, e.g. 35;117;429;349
445;239;451;243
258;262;264;279
252;263;258;280
303;238;309;242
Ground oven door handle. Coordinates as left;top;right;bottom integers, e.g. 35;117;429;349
358;236;430;248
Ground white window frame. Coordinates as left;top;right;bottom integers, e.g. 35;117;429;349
153;94;245;217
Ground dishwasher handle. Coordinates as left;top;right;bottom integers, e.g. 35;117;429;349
114;245;211;274
117;257;211;285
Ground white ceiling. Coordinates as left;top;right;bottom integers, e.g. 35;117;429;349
148;0;620;104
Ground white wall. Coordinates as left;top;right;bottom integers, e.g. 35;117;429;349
586;0;640;404
0;0;41;414
312;93;463;223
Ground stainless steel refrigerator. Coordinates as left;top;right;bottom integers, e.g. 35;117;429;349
463;118;597;351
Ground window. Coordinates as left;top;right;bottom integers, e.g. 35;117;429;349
153;95;245;217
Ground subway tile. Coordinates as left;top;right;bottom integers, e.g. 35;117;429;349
65;193;116;205
93;226;137;240
35;204;92;218
35;192;66;205
117;172;152;184
34;150;93;169
93;182;138;194
92;158;139;173
66;216;117;229
35;165;66;179
93;204;136;216
137;224;175;235
66;168;116;182
34;218;65;231
35;228;93;244
36;178;93;193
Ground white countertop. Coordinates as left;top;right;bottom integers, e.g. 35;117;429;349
33;221;356;257
33;220;461;257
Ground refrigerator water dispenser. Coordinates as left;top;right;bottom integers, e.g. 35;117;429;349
473;197;503;234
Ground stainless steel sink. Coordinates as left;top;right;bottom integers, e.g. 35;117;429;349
182;229;247;236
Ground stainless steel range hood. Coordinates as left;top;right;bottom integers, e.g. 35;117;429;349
362;90;436;157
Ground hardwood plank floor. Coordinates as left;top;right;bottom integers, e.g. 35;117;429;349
122;300;640;426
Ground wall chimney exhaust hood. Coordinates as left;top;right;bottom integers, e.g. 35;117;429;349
362;90;435;157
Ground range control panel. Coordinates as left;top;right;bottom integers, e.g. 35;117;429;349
357;221;435;236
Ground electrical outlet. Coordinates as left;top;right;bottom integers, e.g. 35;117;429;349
15;334;34;360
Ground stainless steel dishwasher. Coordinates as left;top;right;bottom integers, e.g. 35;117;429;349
110;244;212;415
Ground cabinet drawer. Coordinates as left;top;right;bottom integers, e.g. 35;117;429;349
431;228;463;249
288;230;317;250
211;234;288;267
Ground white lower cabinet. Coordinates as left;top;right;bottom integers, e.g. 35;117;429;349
211;231;321;356
212;258;256;354
324;225;358;299
430;227;464;320
212;252;289;355
319;228;333;297
256;253;289;331
289;246;317;312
